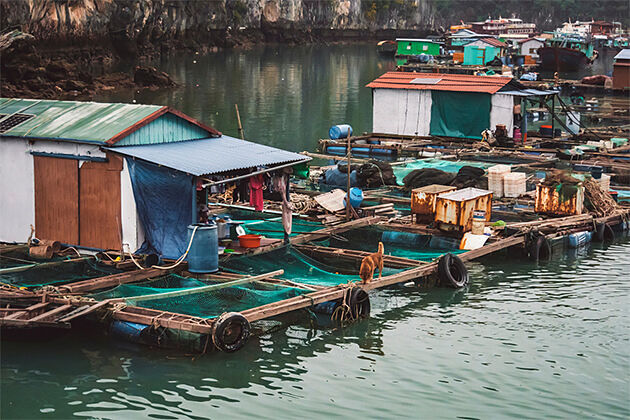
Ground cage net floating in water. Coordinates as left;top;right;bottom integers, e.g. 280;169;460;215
90;273;310;319
325;226;465;262
392;158;493;186
0;258;120;288
221;246;402;287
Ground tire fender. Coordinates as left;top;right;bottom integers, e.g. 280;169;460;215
438;253;469;288
529;235;551;261
212;312;250;353
347;287;370;319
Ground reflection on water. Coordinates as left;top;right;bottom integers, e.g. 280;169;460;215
2;237;629;418
99;43;396;152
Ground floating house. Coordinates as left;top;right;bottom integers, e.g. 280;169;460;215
463;38;508;65
519;37;545;60
367;72;556;139
396;38;441;57
447;29;482;50
612;49;630;91
0;98;309;257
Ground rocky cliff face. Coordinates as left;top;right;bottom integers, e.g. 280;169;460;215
0;0;439;53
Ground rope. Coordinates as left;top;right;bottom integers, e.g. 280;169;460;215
122;225;200;271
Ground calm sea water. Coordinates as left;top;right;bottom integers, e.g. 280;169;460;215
2;44;628;419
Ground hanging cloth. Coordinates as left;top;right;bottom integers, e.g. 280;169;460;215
273;174;292;236
249;174;264;211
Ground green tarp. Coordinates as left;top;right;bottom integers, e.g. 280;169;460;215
430;91;490;139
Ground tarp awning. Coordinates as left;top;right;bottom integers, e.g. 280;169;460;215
430;91;490;139
107;136;310;176
500;89;560;96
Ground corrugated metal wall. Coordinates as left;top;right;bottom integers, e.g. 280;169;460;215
116;113;211;146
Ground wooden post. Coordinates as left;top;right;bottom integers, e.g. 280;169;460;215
551;95;556;138
345;131;352;220
235;104;244;139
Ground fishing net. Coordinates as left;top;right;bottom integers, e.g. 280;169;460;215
221;246;402;286
239;218;324;239
90;273;310;319
0;258;120;288
393;158;493;185
326;226;465;262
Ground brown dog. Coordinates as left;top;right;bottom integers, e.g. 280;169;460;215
359;242;384;284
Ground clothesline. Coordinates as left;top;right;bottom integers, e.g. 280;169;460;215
200;159;310;188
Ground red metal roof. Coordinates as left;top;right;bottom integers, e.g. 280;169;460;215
478;37;508;48
366;72;512;94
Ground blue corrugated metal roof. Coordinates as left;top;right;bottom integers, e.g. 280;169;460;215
614;49;630;60
106;136;310;176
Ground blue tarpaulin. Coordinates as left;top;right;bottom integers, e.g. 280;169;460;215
126;158;194;259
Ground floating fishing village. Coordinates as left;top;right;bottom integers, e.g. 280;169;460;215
1;2;629;418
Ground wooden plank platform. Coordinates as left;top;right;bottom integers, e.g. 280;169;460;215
294;244;426;269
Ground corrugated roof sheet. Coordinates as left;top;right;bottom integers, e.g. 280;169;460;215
106;136;310;176
0;98;220;144
366;72;512;94
501;89;559;96
477;37;508;48
614;49;630;61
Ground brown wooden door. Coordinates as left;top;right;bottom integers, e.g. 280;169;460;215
79;154;122;250
34;156;79;244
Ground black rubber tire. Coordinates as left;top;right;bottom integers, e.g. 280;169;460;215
438;253;469;288
602;223;615;243
594;223;605;242
144;253;160;267
212;312;250;353
348;288;370;319
529;235;551;261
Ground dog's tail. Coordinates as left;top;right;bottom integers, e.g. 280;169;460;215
378;241;384;255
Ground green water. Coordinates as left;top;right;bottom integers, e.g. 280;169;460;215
2;44;629;418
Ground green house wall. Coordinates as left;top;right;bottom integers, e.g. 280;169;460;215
115;113;211;146
397;40;440;56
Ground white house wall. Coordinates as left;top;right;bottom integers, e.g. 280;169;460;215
120;157;144;252
372;89;431;136
0;138;144;250
0;138;35;243
490;94;514;137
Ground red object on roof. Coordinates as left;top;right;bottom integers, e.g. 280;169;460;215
366;72;512;94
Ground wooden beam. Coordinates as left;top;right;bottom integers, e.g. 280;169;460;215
295;244;426;268
58;267;182;294
28;304;72;322
0;256;92;275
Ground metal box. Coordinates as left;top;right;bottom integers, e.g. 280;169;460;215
434;187;493;231
411;184;457;223
535;184;584;215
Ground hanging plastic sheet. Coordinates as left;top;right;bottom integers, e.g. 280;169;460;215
430;91;491;139
126;158;194;259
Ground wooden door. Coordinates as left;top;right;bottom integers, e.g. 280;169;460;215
34;156;79;244
79;154;122;250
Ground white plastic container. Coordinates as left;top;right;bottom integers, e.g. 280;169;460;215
503;172;526;198
487;164;511;198
598;173;610;192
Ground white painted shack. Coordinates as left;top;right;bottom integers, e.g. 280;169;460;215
367;72;557;139
519;37;545;59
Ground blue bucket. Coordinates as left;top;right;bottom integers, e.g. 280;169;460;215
329;124;353;140
187;222;219;273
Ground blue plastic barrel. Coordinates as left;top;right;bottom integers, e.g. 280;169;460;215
568;231;592;248
110;320;147;341
329;124;353;140
187;222;218;273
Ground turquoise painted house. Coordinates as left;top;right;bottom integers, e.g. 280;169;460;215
463;38;507;65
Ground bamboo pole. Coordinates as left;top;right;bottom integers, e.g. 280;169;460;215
120;270;284;303
235;104;244;139
346;131;352;220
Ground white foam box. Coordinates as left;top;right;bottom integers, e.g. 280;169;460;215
487;164;511;198
503;172;526;198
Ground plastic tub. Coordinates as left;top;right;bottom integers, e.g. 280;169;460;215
238;234;262;248
329;124;353;140
344;187;364;208
503;172;526;198
488;164;511;198
539;125;553;137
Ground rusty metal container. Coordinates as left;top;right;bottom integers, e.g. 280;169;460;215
411;184;456;223
535;184;584;215
434;187;493;231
